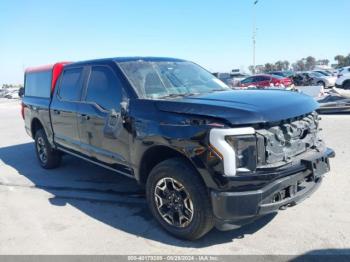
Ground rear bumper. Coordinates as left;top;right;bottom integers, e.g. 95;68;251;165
211;148;335;230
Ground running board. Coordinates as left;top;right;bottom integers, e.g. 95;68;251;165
57;146;135;179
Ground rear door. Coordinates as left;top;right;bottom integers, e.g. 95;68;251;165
77;64;130;169
258;76;272;87
251;76;263;87
50;67;84;151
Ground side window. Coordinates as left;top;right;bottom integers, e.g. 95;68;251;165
25;70;52;98
85;66;122;111
58;68;83;101
254;76;262;82
241;77;252;84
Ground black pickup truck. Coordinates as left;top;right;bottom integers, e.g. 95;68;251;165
22;57;334;240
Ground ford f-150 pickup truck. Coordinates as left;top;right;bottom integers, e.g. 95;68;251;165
22;57;334;240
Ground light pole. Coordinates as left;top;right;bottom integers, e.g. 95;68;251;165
252;0;258;74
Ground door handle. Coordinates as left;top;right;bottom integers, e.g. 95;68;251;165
53;110;60;115
80;114;90;120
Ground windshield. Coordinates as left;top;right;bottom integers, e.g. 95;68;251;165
310;71;324;77
269;71;292;77
118;61;230;99
271;74;285;79
316;71;331;76
270;72;283;76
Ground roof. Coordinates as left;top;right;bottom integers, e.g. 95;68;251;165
25;62;70;73
25;64;55;73
254;74;273;77
25;62;71;92
113;57;186;63
68;56;187;66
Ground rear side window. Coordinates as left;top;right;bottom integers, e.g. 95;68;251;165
85;66;122;111
25;70;52;98
58;68;83;101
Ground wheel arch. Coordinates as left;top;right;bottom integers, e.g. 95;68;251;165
137;145;202;186
343;79;350;89
31;117;44;138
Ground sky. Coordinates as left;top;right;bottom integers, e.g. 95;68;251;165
0;0;349;84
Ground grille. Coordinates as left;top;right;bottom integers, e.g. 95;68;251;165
257;112;320;165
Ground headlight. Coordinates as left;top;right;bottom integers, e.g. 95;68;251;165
209;127;256;176
225;135;257;172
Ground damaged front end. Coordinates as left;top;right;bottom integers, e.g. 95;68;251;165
256;112;324;168
209;112;335;230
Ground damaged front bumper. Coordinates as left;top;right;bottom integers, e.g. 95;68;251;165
211;147;335;231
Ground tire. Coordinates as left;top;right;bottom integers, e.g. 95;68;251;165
34;129;61;169
343;81;350;90
146;158;214;240
317;81;326;88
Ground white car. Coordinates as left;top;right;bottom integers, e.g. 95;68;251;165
336;66;350;89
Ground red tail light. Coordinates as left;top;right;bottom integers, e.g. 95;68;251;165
21;102;25;119
51;62;69;93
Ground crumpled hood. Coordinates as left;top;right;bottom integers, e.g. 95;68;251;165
155;90;319;125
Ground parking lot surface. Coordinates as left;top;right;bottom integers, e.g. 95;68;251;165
0;98;349;255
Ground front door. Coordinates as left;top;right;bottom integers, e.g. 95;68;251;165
77;65;130;170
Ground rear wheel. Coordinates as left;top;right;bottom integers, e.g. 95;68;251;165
34;129;61;169
146;158;214;240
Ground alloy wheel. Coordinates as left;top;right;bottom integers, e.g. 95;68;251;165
154;177;194;228
36;137;48;164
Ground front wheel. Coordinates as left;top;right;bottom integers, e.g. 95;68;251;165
146;158;214;240
34;129;61;169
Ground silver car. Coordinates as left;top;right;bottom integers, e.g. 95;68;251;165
298;71;336;88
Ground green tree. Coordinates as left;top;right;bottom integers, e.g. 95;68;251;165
305;56;316;70
292;59;306;71
282;60;290;70
274;61;284;71
264;63;275;72
317;59;329;66
334;55;346;68
248;65;255;74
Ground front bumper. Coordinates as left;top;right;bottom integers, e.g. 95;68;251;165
211;148;335;230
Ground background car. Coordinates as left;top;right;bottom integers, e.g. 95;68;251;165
0;87;20;99
239;74;293;88
293;71;336;88
214;72;250;87
313;70;336;77
336;66;350;89
268;71;294;78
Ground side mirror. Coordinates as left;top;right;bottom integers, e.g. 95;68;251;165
104;108;122;139
120;101;128;117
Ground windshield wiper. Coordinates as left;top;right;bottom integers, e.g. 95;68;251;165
210;88;230;92
160;93;199;99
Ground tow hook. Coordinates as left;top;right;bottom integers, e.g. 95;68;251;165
279;202;296;210
279;205;288;210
